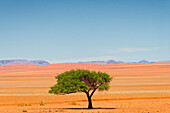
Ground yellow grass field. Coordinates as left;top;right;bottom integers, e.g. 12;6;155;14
0;63;170;113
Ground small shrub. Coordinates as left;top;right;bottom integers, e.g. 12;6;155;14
69;102;80;105
25;103;32;106
39;101;45;106
18;103;32;106
18;103;24;107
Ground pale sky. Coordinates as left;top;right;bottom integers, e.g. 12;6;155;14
0;0;170;63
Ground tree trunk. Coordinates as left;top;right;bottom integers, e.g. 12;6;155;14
86;92;93;109
87;95;93;109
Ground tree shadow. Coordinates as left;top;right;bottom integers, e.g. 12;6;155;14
59;107;116;110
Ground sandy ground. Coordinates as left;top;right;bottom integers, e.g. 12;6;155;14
0;63;170;113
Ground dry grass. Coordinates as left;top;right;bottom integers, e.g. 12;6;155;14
39;101;45;106
68;102;80;105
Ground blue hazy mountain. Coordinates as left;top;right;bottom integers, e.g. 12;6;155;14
0;59;50;65
78;60;157;64
78;60;125;64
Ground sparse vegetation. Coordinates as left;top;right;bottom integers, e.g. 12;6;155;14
18;103;32;107
39;101;45;106
69;102;80;105
18;103;24;107
24;103;32;106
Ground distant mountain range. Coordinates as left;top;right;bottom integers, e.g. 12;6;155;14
0;59;169;65
78;60;125;64
0;59;50;65
78;60;170;64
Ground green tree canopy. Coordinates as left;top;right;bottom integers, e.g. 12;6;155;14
49;69;112;109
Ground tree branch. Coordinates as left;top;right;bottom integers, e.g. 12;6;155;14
89;82;104;97
90;88;97;97
83;90;88;94
84;91;90;98
88;88;91;93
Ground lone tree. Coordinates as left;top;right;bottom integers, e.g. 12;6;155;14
49;69;112;109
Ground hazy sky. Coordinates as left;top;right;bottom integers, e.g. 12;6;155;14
0;0;170;63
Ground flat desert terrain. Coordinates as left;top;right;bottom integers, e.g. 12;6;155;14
0;63;170;113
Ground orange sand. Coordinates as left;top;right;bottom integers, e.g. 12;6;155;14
0;63;170;113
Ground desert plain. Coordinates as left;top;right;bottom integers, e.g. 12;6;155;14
0;63;170;113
